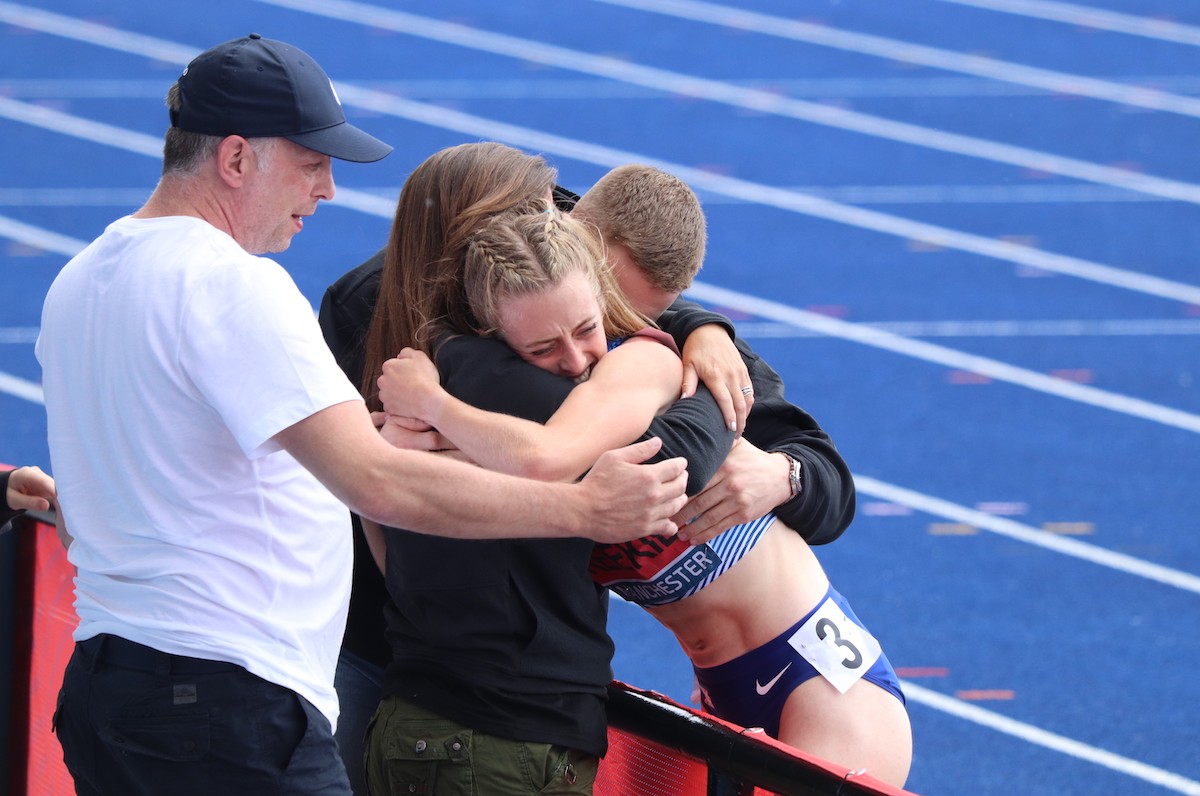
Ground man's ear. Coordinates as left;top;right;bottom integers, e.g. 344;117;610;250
215;135;253;188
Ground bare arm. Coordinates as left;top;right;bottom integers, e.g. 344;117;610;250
379;339;682;482
273;399;688;543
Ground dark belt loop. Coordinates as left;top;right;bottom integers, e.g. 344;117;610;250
86;635;105;673
154;644;170;676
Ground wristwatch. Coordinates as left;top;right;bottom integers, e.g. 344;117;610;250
777;452;803;500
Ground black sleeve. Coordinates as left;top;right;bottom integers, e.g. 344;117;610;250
438;335;576;421
639;385;734;497
737;339;855;545
659;301;855;545
438;336;733;496
317;250;393;667
318;248;385;390
657;297;735;349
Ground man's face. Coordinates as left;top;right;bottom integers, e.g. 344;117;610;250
608;243;681;320
237;139;335;255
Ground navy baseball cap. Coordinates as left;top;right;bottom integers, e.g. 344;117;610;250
171;34;393;163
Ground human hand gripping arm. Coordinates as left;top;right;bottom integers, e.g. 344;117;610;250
274;399;688;542
379;341;682;482
671;437;793;540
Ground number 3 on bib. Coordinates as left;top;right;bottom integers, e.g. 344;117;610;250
787;597;883;694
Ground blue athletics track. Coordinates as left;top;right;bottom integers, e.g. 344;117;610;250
2;2;1198;794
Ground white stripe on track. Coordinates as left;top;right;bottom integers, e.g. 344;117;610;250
902;683;1200;795
682;281;1200;435
5;94;1200;434
248;0;1200;206
7;204;1200;600
0;213;93;257
854;475;1200;595
738;318;1200;338
303;85;1200;308
0;1;197;62
6;87;1198;309
935;0;1200;48
0;370;44;404
590;0;1200;117
4;4;1200;305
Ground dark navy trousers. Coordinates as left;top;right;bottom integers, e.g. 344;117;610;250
54;634;351;796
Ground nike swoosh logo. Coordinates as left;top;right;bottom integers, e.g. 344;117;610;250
755;663;792;696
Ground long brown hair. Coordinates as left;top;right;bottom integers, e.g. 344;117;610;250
360;142;557;408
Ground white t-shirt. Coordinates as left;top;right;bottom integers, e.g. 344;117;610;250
36;215;363;727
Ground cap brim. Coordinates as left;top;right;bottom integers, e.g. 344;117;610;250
287;122;393;163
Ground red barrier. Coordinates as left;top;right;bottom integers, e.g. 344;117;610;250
7;515;914;796
10;515;75;796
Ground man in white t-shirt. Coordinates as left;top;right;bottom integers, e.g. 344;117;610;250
36;34;689;796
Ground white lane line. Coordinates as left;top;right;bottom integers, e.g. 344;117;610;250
5;6;1200;305
854;475;1200;595
6;88;1197;309
319;84;1200;308
590;0;1200;117
0;328;40;343
684;281;1200;434
5;202;1200;440
738;318;1200;338
245;0;1200;206
0;183;1167;208
0;213;94;257
0;1;197;62
0;370;44;404
5;94;1200;433
934;0;1200;48
902;683;1200;795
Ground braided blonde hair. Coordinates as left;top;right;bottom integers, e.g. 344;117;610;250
463;199;652;342
360;142;557;409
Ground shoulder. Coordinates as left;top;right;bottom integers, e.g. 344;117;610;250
625;327;680;355
324;248;385;309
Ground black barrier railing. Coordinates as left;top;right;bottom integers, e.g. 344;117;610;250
603;682;911;796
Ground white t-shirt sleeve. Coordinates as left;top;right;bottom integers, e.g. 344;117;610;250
179;256;362;458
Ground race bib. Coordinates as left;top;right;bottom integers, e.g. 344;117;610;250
787;597;882;694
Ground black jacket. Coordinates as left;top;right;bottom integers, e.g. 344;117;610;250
318;254;734;755
656;300;856;545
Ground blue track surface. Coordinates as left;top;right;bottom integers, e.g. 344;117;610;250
3;2;1199;793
